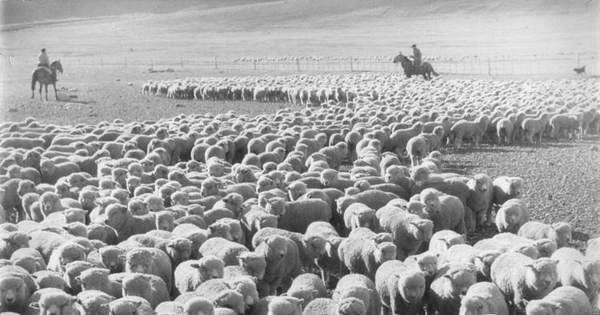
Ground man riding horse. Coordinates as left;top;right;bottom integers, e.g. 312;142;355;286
37;48;52;75
410;44;422;69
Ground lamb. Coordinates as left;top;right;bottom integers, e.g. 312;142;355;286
521;112;550;144
121;272;170;308
320;169;357;191
337;236;397;280
0;231;30;259
109;296;154;315
429;263;478;315
518;221;572;248
174;255;225;295
125;247;173;295
465;173;495;228
495;198;529;233
283;273;327;309
77;267;122;298
550;247;600;303
63;260;95;295
252;227;327;270
375;260;426;315
447;115;490;148
253;234;302;297
104;204;156;242
490;252;559;313
442;244;501;281
181;297;215;315
265;197;331;234
1;179;27;222
199;237;249;266
493;176;524;206
376;207;434;260
459;281;508;315
87;223;119;246
525;286;592;315
32;270;66;290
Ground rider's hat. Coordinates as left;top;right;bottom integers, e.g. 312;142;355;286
41;48;46;52
412;44;417;48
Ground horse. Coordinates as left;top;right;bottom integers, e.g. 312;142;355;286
31;60;63;100
393;52;439;80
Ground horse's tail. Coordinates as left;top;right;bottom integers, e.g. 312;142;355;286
431;65;439;77
31;70;37;91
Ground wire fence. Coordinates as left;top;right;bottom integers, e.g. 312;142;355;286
6;54;597;76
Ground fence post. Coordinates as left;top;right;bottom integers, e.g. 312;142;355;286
214;57;218;69
296;58;300;72
254;59;257;70
487;58;491;75
350;56;353;72
151;59;153;69
181;58;184;69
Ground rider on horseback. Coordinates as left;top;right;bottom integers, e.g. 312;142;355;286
410;44;422;68
37;48;51;72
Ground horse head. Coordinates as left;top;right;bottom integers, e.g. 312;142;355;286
51;60;63;74
392;52;405;64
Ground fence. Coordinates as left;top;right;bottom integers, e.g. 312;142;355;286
7;54;597;76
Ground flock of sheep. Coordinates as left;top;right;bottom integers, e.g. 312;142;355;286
0;74;599;315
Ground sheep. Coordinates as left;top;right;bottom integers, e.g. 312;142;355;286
429;263;478;315
104;204;156;242
181;297;215;315
405;135;429;167
30;290;78;315
459;281;508;315
28;230;69;263
283;273;327;309
428;230;465;253
254;234;302;297
475;233;557;258
442;244;501;281
413;188;466;235
199;237;249;266
77;267;122;298
517;221;572;248
0;275;31;314
550;247;600;303
125;247;173;295
447;116;490;148
337;236;397;280
375;260;427;315
493;176;524;206
337;190;398;219
264;197;331;234
190;280;245;314
1;179;27;222
521;112;550;144
490;252;559;313
342;203;380;236
47;242;87;274
252;227;327;270
174;255;225;295
318;142;349;170
63;260;95;295
109;296;154;315
40;159;81;185
464;173;495;228
121;272;169;309
387;122;424;156
331;273;379;315
31;270;65;290
303;297;366;315
76;289;114;315
495;198;529;233
525;286;592;315
0;231;30;259
375;207;434;260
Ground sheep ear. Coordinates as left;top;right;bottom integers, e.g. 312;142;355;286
118;254;126;261
29;302;40;310
190;263;200;270
1;235;9;241
280;292;288;296
74;276;82;284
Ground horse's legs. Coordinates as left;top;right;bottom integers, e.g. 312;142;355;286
44;84;48;101
39;84;43;100
53;83;58;100
31;81;36;99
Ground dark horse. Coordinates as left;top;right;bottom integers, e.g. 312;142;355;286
31;60;63;100
393;52;439;80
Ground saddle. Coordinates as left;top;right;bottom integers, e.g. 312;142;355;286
34;63;52;75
